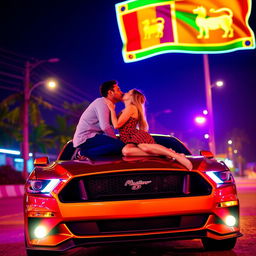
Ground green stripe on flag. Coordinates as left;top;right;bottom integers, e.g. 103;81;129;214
175;11;198;31
135;41;245;59
128;0;174;10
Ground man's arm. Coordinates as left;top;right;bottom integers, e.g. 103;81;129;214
95;100;116;138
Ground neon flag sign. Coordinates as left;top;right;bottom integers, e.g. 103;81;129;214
115;0;255;62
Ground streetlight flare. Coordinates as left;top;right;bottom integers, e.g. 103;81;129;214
228;140;233;145
47;80;57;89
203;109;208;115
195;116;206;125
204;134;209;139
216;80;224;87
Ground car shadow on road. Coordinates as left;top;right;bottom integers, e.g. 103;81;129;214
64;240;238;256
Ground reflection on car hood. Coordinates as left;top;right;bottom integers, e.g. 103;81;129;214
31;155;227;179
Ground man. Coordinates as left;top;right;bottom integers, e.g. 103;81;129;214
73;80;124;159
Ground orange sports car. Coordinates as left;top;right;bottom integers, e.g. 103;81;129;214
24;135;241;256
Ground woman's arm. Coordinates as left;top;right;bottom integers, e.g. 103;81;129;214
106;101;135;129
115;106;135;128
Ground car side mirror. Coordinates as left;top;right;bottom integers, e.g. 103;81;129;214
34;157;49;166
200;150;214;159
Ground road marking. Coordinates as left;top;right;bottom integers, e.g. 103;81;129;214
0;220;23;225
0;213;22;220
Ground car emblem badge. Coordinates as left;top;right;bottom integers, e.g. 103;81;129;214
124;179;152;190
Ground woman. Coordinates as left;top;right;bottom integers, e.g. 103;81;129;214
106;89;193;170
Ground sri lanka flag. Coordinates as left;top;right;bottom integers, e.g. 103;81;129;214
115;0;255;62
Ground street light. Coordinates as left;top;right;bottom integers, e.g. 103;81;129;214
22;58;60;178
28;79;58;99
203;56;225;156
214;80;224;88
204;133;209;139
195;116;207;125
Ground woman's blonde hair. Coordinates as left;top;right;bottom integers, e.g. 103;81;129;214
130;89;149;131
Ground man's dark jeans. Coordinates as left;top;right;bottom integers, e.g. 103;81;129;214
79;134;125;158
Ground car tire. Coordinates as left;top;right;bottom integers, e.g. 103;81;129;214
202;237;237;251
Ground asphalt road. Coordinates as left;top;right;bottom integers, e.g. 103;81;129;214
0;180;255;256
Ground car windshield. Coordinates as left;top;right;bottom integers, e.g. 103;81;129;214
152;135;191;155
58;135;192;161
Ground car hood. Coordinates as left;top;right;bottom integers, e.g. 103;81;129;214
30;155;227;180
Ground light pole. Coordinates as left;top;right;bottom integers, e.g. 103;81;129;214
22;58;59;179
203;55;223;155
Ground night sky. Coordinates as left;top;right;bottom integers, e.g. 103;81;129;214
0;0;256;162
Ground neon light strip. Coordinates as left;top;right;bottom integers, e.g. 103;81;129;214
206;171;223;184
14;158;24;163
0;148;33;157
41;179;60;193
0;149;20;155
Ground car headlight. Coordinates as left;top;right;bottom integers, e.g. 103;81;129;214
206;170;234;184
27;179;60;194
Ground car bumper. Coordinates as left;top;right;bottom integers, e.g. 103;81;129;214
24;187;241;252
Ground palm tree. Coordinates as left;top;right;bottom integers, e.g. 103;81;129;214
0;104;21;147
0;91;53;150
63;100;90;124
50;115;75;152
0;92;52;127
29;121;55;159
50;101;90;151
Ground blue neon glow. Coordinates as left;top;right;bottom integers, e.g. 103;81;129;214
0;148;20;155
0;148;33;157
14;158;24;163
206;171;224;184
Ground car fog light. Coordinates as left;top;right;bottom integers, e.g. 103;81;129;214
34;225;48;239
224;215;236;227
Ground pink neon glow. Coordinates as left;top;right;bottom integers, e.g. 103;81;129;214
195;116;206;124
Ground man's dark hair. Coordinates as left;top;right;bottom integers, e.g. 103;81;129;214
100;80;118;97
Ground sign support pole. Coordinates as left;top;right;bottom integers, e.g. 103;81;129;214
203;54;216;155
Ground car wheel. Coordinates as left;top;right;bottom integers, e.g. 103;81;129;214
202;237;237;251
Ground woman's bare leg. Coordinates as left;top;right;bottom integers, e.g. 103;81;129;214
138;143;193;170
122;144;156;156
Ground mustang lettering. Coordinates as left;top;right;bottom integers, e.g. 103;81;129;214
124;179;152;190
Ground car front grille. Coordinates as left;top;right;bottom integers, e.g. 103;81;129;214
58;171;212;203
65;214;209;235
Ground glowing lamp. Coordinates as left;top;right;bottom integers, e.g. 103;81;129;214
195;116;206;125
224;215;236;227
47;80;57;89
34;225;48;239
203;110;208;115
228;140;233;145
216;80;224;87
204;134;209;139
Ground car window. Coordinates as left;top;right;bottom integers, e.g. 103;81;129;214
58;136;191;161
153;136;192;155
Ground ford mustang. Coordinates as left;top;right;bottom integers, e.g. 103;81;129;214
24;135;241;255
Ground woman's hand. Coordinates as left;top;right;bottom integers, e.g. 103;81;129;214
105;100;115;112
